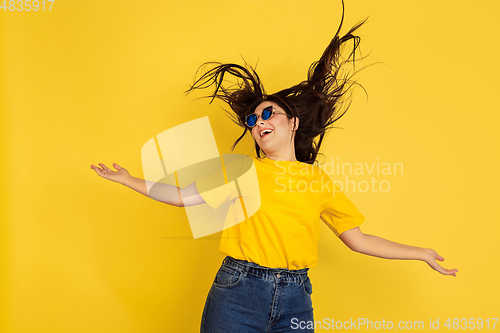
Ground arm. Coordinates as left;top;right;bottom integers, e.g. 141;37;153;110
90;162;206;207
121;174;183;206
124;177;206;207
339;227;458;277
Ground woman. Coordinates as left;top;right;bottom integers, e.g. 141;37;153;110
91;1;458;332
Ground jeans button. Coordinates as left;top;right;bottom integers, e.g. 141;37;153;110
276;273;281;278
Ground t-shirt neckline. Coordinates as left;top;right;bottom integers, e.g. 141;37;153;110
258;156;306;167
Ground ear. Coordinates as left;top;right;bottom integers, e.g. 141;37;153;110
291;116;299;131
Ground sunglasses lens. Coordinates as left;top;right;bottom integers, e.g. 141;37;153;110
246;114;257;127
246;106;275;127
262;107;273;120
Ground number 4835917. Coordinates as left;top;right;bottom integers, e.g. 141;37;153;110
444;318;498;329
1;0;55;11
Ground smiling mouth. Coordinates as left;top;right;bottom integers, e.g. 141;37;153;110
262;132;273;139
260;129;273;138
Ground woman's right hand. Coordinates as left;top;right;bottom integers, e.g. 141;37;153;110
90;163;131;184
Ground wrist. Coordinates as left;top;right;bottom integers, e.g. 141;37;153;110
418;248;433;262
121;174;133;186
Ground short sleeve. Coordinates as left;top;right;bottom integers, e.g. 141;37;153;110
319;173;365;237
194;155;253;210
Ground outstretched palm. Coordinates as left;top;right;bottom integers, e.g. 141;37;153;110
423;248;458;277
90;163;130;184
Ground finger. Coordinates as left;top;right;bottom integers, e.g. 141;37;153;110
434;263;458;276
432;251;445;261
444;269;458;277
91;165;103;175
113;163;122;170
99;163;112;172
428;260;447;274
443;270;456;277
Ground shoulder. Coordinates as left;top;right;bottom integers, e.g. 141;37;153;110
309;162;329;179
222;154;255;176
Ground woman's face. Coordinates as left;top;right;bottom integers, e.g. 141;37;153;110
249;101;299;155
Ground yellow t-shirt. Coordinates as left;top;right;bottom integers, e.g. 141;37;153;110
195;155;365;270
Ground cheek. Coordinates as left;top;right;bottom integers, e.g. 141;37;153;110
273;118;289;133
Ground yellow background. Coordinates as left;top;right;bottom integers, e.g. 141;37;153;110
2;0;499;332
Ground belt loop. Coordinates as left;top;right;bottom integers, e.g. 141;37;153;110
242;265;249;277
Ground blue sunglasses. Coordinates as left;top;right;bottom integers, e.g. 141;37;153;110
245;106;288;128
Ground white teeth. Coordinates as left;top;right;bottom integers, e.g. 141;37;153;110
260;129;273;137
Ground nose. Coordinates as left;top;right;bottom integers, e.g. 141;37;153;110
256;113;268;126
253;116;266;135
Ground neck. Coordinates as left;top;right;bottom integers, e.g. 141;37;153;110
263;149;297;162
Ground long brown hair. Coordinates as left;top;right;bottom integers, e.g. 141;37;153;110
185;0;371;165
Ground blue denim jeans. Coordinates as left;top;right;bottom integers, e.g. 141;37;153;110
201;256;314;333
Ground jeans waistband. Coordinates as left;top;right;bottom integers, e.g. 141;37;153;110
222;256;309;283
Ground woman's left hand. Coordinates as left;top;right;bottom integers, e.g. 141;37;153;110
422;248;458;277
